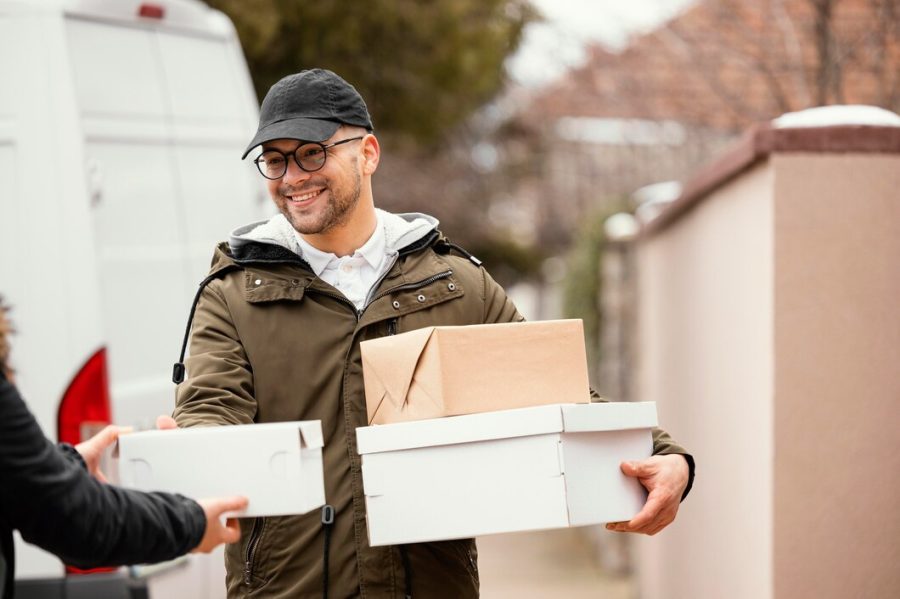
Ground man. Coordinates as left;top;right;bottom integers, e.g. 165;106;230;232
0;296;247;599
172;68;694;598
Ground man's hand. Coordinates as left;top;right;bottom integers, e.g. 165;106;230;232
75;424;132;483
606;454;689;536
192;496;248;553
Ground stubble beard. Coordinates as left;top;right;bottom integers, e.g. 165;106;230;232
278;167;362;236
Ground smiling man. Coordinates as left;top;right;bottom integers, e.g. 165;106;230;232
172;69;694;599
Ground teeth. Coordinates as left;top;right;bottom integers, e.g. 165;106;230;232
290;189;321;202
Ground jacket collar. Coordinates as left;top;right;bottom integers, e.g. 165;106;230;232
227;210;439;261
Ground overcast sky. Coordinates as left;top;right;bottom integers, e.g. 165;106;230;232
508;0;697;87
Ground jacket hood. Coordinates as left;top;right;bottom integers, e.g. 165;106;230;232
228;209;439;258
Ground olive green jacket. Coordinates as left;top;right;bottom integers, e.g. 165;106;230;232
174;212;691;598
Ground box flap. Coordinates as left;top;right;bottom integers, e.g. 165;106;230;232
298;421;324;449
560;402;658;431
362;327;435;424
357;404;567;454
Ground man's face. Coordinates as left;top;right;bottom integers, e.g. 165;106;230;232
262;131;364;236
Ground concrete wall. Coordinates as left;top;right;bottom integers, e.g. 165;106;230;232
635;162;775;599
633;141;900;598
772;153;900;598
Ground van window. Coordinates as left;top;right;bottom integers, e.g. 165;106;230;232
158;31;247;122
66;19;167;119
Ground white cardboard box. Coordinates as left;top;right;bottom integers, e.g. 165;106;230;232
356;402;657;546
117;421;325;517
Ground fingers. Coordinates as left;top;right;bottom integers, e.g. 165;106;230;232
85;424;123;451
222;518;241;544
605;490;664;533
76;424;129;470
607;456;686;535
193;496;248;553
629;490;666;528
156;415;178;430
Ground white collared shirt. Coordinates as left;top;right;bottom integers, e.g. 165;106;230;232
293;213;392;311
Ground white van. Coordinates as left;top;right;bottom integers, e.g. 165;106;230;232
0;0;268;596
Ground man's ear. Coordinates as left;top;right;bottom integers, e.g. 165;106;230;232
361;133;380;176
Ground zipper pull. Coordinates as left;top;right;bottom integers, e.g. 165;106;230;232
243;561;252;586
388;318;397;335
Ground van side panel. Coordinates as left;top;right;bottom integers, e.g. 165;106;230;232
66;17;266;429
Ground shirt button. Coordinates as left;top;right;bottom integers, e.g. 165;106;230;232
341;264;353;273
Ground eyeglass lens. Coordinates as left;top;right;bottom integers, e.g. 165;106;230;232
256;143;327;179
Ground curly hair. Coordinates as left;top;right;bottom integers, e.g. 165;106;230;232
0;295;13;378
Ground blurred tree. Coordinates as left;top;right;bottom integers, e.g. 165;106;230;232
562;203;628;380
207;0;539;144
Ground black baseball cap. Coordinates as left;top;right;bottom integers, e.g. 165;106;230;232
242;69;374;159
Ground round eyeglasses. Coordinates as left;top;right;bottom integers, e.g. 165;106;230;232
253;136;364;180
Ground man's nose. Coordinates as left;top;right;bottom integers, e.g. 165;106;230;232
283;155;311;184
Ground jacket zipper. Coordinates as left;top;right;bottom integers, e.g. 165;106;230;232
243;518;264;586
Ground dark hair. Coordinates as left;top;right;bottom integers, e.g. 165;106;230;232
0;295;13;378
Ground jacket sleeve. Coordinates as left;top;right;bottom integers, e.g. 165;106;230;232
590;389;695;500
481;267;526;325
0;379;206;568
174;281;257;428
481;265;696;500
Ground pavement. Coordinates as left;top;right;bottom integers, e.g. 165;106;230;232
477;528;635;598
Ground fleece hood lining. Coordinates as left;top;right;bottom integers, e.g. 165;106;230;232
228;209;439;260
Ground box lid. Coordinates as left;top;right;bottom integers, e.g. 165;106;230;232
560;402;658;432
356;402;657;455
118;420;325;450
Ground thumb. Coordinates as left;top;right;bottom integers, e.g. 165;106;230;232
204;496;249;518
620;460;652;478
156;415;179;430
80;424;123;453
222;518;242;544
96;424;123;446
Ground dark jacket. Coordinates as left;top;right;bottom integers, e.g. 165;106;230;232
0;373;206;599
174;212;693;598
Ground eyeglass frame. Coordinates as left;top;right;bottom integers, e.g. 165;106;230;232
252;136;365;180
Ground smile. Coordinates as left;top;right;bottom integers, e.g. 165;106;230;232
287;188;324;203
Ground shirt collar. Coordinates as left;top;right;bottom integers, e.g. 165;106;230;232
292;212;386;276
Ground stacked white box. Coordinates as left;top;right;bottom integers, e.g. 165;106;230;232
356;402;657;546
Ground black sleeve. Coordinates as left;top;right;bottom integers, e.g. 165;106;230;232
0;378;206;568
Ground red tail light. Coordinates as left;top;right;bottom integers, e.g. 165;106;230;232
57;348;111;446
59;348;116;575
138;3;165;19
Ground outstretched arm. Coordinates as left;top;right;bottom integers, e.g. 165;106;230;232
0;378;244;567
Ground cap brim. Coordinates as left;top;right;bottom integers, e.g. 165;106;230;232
241;118;341;159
